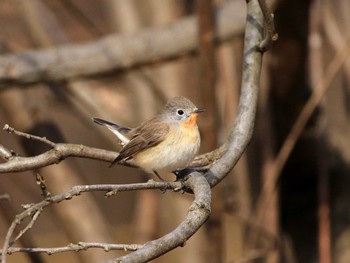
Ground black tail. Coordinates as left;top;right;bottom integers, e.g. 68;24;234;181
92;118;131;132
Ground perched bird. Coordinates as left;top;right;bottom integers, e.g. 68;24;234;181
93;96;204;180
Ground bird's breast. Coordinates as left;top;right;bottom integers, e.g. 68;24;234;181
132;123;200;172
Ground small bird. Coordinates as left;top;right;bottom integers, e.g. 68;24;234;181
93;96;204;181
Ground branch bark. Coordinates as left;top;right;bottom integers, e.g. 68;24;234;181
0;142;117;173
0;181;183;262
0;0;265;184
204;0;264;187
0;0;268;261
111;172;211;263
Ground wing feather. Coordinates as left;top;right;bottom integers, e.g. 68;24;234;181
112;117;169;165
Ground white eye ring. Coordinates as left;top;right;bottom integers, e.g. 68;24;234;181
177;109;184;116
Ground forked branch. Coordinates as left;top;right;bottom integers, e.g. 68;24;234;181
0;0;272;261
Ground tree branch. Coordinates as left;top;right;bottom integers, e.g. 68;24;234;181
0;125;212;173
257;0;278;51
0;0;268;261
0;175;209;262
0;0;245;87
204;0;264;187
0;141;118;173
0;181;182;261
3;242;141;255
0;144;13;161
3;124;56;147
0;0;265;185
111;172;211;263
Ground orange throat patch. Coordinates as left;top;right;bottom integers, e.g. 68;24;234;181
183;113;198;127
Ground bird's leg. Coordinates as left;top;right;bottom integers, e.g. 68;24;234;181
153;170;171;193
173;168;193;181
153;170;166;182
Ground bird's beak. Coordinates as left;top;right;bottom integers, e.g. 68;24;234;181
183;108;205;127
193;108;205;113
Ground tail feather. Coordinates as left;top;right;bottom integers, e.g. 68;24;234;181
92;118;131;145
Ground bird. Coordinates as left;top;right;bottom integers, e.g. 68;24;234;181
93;96;204;181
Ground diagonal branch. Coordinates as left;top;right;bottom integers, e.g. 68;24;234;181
3;124;56;147
204;0;264;187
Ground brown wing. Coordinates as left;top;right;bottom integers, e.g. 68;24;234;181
111;117;170;165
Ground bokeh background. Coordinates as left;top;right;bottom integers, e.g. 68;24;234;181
1;0;350;262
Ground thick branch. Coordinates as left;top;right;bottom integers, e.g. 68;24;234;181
0;1;266;262
112;172;211;263
0;1;245;87
0;143;117;173
0;125;214;173
205;0;264;186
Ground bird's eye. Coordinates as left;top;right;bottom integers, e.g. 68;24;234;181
177;109;184;116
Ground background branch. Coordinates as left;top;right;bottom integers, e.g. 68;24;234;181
0;0;264;183
0;0;245;87
1;0;347;261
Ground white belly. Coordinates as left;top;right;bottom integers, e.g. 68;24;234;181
133;125;200;172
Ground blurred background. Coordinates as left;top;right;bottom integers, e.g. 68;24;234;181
0;0;350;262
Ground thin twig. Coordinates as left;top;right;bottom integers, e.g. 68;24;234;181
257;0;278;51
1;242;141;255
10;209;42;247
1;217;18;262
3;124;56;147
36;173;51;198
0;181;180;261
